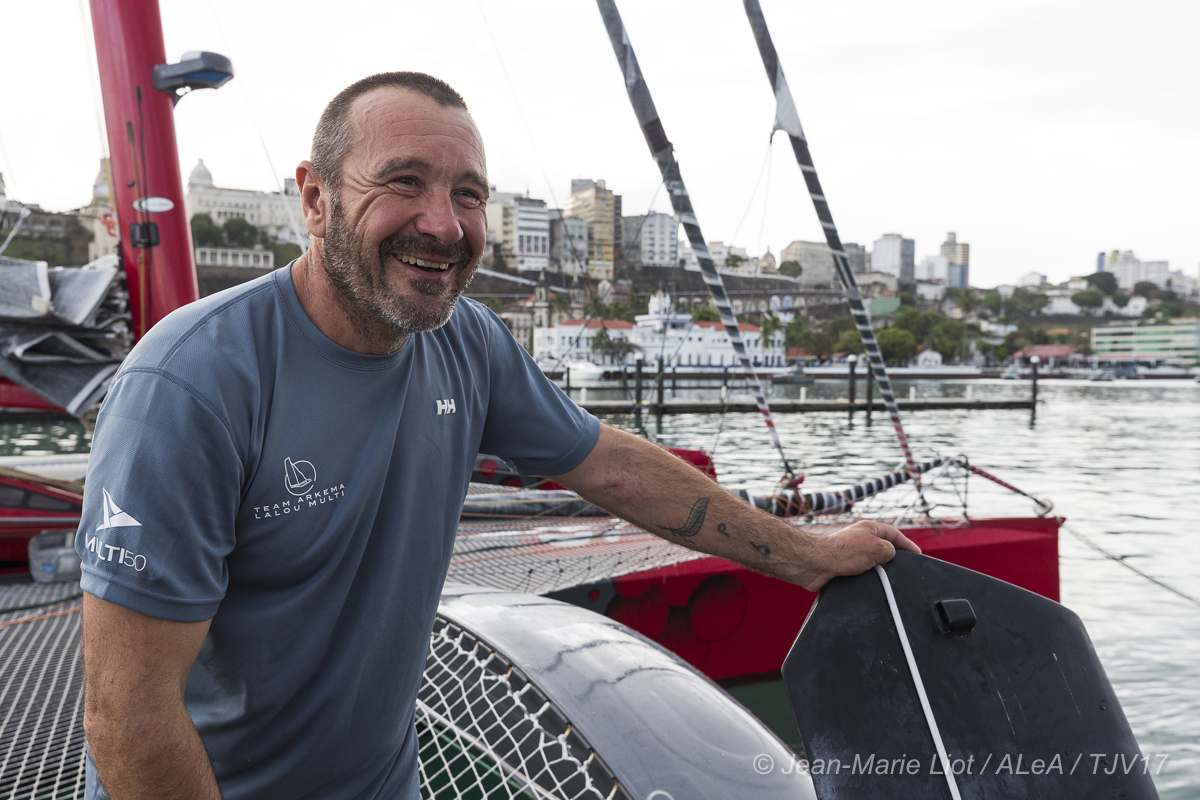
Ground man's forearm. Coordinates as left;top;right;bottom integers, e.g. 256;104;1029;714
85;698;221;800
85;699;221;800
554;425;916;591
555;425;820;583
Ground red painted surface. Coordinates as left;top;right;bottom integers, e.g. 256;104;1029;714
0;477;82;573
90;0;198;339
606;516;1062;680
0;380;65;413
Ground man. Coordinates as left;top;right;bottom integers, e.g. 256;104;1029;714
77;72;916;800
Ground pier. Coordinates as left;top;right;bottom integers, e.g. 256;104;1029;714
575;397;1036;414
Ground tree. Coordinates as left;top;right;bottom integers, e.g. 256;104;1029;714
778;260;802;278
877;328;917;365
591;328;640;363
271;242;302;267
1071;288;1105;313
759;314;784;346
190;213;224;247
484;297;505;314
725;253;745;269
1084;271;1119;296
691;307;720;322
835;329;864;355
1110;290;1130;309
223;217;259;248
1133;281;1158;297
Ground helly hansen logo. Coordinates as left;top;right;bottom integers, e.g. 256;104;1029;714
437;399;457;415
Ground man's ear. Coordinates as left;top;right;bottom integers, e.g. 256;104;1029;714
297;161;329;239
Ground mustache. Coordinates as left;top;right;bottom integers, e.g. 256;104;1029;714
379;231;474;266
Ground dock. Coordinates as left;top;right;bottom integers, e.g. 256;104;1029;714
578;398;1036;414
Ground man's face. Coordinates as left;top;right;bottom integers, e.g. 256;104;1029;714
321;88;488;339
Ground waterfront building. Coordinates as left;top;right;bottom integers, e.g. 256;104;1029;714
185;159;304;245
564;180;616;280
533;292;785;368
487;193;549;272
621;212;678;268
1091;319;1200;365
194;247;274;269
871;234;915;289
781;240;837;287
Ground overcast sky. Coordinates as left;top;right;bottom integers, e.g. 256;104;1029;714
4;0;1197;286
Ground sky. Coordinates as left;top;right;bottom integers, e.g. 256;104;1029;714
3;0;1198;287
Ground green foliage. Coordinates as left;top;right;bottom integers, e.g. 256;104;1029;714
0;216;92;266
190;213;224;247
591;327;640;361
550;292;572;314
270;242;302;267
836;329;864;355
982;288;1050;323
725;253;745;269
824;316;856;339
484;297;505;314
877;327;917;365
893;308;942;343
1084;271;1119;295
891;307;977;362
223;217;258;248
1110;290;1130;309
1071;288;1105;310
1133;281;1158;297
759;314;784;344
691;307;720;322
778;260;802;278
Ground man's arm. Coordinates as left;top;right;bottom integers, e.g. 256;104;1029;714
551;424;919;592
83;593;222;800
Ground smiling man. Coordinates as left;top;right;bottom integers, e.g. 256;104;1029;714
77;72;916;800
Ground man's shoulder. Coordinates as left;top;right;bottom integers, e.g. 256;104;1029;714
121;270;281;375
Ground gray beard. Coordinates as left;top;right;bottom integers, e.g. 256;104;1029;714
320;198;477;345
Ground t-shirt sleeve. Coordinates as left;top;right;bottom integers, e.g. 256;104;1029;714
478;311;600;476
75;368;243;622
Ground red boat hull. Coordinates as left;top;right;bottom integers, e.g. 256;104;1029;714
602;516;1061;680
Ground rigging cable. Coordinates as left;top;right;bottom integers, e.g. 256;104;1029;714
594;0;794;478
1064;525;1200;610
741;0;925;500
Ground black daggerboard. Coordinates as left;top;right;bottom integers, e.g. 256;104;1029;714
782;551;1158;799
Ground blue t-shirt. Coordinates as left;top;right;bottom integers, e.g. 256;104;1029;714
75;266;600;800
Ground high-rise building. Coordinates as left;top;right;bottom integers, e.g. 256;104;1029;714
564;180;616;280
622;212;678;268
486;191;550;272
844;242;867;274
548;209;587;275
947;263;969;289
940;232;969;273
1108;251;1172;290
871;234;915;288
915;254;949;283
1096;252;1106;273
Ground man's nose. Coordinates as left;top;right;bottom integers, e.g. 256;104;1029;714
414;192;464;244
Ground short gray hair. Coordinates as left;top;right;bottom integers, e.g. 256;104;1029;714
311;72;468;194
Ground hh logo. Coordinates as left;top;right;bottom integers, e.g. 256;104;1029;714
437;399;457;415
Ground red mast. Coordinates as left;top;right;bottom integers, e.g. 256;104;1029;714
89;0;200;339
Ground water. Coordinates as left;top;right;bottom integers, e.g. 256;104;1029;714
2;379;1197;796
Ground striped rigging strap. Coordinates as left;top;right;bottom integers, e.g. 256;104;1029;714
738;457;948;518
595;0;794;478
742;0;923;491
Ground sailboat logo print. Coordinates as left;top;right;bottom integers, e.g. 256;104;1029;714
97;489;141;530
284;457;317;496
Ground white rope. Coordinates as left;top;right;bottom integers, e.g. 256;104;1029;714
873;565;962;800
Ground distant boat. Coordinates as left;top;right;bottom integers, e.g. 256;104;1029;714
566;360;607;386
770;363;814;384
1087;369;1116;382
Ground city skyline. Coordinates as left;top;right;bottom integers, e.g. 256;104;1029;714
4;0;1197;287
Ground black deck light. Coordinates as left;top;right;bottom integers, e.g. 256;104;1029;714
152;51;234;105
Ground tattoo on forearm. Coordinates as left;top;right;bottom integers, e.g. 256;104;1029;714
717;523;729;536
749;541;772;558
659;498;709;538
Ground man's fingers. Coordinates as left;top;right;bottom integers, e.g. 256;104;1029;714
863;520;922;555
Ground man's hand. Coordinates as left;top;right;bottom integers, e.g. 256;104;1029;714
789;519;919;592
82;594;221;800
552;424;919;593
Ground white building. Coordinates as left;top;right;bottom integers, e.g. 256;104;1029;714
623;212;678;268
186;159;304;245
1018;271;1048;288
195;247;275;269
871;234;915;287
533;292;785;369
487;193;550;272
1108;251;1172;291
84;160;119;262
780;240;836;287
548;209;587;275
915;254;949;282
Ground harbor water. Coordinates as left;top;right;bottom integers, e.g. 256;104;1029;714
2;378;1197;797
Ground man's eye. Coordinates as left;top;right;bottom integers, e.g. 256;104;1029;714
393;176;417;186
